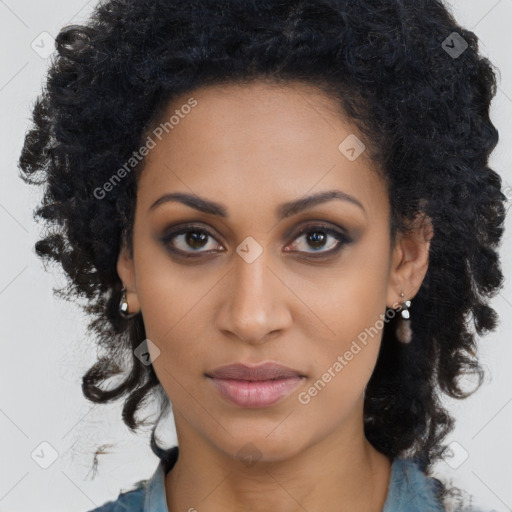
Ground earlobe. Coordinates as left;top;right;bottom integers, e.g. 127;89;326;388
386;214;433;307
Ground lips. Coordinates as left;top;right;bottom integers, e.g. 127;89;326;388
205;362;306;408
205;362;305;380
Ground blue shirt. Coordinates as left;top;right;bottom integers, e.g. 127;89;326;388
86;446;487;512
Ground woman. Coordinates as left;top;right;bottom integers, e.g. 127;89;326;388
18;0;506;511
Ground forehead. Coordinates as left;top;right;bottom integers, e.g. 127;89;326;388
136;80;388;221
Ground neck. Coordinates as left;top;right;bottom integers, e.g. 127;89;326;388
165;413;392;512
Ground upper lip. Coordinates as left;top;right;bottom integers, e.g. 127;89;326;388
206;362;305;381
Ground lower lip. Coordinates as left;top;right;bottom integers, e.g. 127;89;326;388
208;376;304;408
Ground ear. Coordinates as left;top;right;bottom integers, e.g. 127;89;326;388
116;235;140;314
386;213;433;308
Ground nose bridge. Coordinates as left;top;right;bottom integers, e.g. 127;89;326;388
233;246;269;304
218;243;287;342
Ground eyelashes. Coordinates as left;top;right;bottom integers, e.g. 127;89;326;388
284;225;351;258
159;222;352;260
161;226;223;256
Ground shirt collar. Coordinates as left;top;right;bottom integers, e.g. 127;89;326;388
382;456;445;512
143;446;178;512
143;446;444;512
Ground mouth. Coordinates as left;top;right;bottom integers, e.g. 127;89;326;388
205;362;306;408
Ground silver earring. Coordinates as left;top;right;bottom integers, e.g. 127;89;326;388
396;291;412;344
119;286;138;319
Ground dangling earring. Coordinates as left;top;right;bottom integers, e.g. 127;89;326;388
119;286;138;319
396;291;412;344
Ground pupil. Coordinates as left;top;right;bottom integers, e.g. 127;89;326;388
186;231;207;249
308;231;326;249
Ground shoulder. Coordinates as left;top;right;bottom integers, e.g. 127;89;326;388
384;457;446;512
84;480;147;512
84;449;178;512
387;457;496;512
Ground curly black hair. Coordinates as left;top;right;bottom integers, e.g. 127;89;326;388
18;0;506;507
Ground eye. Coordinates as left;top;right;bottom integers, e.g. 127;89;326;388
160;224;224;257
284;224;351;257
160;223;351;259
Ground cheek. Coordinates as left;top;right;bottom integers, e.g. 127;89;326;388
132;218;212;338
131;244;212;377
297;230;391;402
314;230;391;346
296;301;386;429
137;275;210;374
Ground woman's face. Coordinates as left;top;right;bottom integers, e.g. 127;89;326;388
118;80;425;462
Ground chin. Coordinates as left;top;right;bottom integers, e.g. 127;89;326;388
218;430;307;465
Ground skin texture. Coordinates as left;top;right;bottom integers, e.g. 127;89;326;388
117;80;432;512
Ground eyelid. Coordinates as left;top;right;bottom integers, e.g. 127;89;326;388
160;220;352;257
159;222;224;255
284;223;351;257
284;221;350;243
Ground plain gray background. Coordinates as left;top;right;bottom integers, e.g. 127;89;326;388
1;1;512;511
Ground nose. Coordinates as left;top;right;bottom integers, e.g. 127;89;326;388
214;246;292;344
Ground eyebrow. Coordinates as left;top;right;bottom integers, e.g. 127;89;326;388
148;189;366;219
